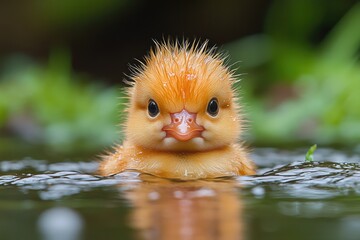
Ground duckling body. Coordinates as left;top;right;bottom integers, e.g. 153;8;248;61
99;40;255;179
99;143;254;179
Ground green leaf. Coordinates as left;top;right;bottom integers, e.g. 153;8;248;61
305;144;317;162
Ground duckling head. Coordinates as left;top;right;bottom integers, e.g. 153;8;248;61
125;41;243;152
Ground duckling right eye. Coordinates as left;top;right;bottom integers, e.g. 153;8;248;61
207;97;219;117
148;99;160;117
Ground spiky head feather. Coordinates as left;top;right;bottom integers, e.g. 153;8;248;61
129;41;237;113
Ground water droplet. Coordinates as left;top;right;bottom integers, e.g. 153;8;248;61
252;186;265;198
189;188;216;198
204;56;212;64
148;191;160;200
38;207;83;240
186;73;197;80
174;190;184;198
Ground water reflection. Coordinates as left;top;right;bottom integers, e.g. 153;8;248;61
119;175;244;240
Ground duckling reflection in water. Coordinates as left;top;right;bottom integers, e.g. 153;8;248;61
98;40;255;179
121;174;244;240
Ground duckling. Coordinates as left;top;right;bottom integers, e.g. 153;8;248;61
98;40;255;179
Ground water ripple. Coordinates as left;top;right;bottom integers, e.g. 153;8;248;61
0;148;360;201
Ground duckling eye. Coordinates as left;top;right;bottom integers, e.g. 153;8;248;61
207;98;219;117
148;99;159;117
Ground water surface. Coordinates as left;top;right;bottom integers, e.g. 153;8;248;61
1;148;360;240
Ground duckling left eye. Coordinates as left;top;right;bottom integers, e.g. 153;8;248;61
148;99;160;117
207;98;219;117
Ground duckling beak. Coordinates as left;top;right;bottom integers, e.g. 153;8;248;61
162;109;205;141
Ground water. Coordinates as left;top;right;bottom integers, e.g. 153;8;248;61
1;148;360;240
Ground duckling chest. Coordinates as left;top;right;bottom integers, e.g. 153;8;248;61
126;149;239;179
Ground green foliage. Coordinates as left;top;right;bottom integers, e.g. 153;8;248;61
305;144;317;162
226;2;360;146
0;49;124;151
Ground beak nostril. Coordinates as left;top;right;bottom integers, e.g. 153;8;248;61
170;110;198;126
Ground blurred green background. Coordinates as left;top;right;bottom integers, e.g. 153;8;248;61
0;0;359;153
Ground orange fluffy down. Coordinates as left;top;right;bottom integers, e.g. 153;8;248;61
98;40;255;180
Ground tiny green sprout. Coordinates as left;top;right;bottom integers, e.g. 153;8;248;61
305;144;317;162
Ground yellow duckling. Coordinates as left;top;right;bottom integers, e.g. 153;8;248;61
98;40;255;179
